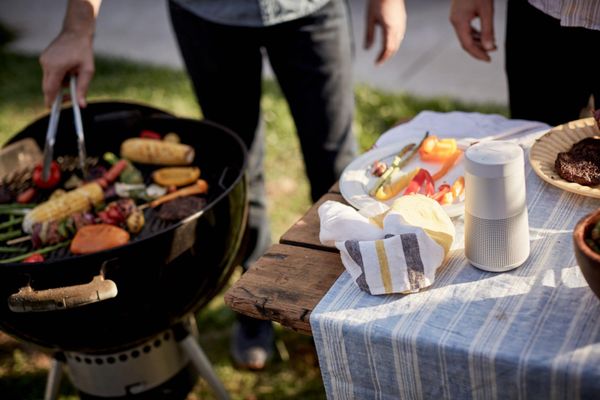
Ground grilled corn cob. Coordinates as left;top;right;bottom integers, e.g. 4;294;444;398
22;182;104;233
120;138;195;166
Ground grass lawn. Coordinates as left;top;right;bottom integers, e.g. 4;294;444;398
0;50;507;400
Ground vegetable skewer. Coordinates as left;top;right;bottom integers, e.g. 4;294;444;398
369;143;415;196
140;179;208;210
369;131;430;197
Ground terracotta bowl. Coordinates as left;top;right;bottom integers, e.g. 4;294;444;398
573;208;600;300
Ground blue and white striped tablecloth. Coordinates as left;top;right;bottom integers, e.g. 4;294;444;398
310;113;600;399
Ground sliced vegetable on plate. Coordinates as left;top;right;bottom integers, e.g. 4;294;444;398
374;167;420;201
419;136;458;162
339;132;467;217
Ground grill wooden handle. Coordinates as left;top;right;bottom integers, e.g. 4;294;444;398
7;275;118;313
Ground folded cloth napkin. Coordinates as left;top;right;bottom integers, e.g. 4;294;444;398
319;195;455;295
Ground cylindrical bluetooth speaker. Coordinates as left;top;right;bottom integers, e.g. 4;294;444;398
464;141;530;272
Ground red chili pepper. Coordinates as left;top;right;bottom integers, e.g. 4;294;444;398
17;187;37;204
140;129;161;140
23;253;44;263
32;161;61;189
403;169;435;196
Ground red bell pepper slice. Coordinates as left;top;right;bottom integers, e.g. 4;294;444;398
23;253;44;263
403;169;435;196
431;183;455;205
140;129;162;140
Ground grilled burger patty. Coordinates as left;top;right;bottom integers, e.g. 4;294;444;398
555;136;600;186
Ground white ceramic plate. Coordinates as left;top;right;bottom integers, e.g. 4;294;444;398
529;117;600;198
339;136;465;217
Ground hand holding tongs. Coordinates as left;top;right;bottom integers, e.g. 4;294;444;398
42;75;88;181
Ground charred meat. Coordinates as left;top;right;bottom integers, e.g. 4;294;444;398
555;136;600;186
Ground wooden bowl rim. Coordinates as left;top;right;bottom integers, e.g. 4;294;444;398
574;208;600;264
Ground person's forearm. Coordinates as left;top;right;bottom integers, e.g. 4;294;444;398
61;0;101;38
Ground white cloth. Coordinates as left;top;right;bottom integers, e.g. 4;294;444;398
375;110;550;148
319;200;445;295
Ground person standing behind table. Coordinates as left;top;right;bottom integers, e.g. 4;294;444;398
39;0;408;370
449;0;600;126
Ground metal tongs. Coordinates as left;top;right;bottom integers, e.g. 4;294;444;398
42;75;88;181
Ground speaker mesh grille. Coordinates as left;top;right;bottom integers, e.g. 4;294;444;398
465;209;529;271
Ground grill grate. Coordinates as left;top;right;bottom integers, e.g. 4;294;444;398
0;168;223;264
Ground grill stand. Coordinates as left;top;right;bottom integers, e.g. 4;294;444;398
178;335;229;400
44;356;65;400
43;316;229;400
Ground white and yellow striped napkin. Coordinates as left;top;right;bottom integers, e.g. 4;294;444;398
319;195;455;295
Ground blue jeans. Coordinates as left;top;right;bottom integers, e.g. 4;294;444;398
169;0;357;269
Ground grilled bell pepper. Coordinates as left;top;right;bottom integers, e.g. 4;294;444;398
431;150;462;181
419;136;458;163
431;183;453;205
23;253;44;263
374;168;420;201
403;169;435;196
140;129;162;140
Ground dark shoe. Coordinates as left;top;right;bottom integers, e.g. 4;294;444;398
230;317;274;370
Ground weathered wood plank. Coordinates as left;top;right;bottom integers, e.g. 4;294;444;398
224;243;344;335
279;193;345;252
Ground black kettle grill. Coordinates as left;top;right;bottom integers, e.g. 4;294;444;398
0;101;248;355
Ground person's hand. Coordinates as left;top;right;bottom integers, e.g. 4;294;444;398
365;0;407;65
39;31;95;108
449;0;497;62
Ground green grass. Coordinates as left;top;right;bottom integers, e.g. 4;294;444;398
0;51;507;399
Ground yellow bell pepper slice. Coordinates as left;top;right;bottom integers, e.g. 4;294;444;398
374;167;420;201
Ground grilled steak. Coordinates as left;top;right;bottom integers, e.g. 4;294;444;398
157;196;207;222
555;136;600;186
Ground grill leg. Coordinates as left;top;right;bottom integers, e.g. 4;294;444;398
44;356;64;400
179;335;229;400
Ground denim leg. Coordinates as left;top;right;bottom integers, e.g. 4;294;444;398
168;1;271;269
264;0;356;202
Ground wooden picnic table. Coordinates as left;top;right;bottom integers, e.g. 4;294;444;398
223;183;345;335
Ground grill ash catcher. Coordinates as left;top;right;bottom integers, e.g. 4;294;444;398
0;103;249;400
45;316;227;400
